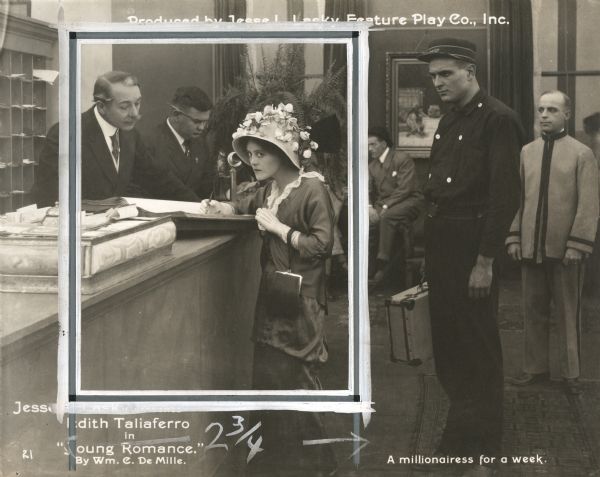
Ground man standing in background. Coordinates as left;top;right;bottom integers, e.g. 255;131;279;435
418;38;524;477
142;86;216;199
584;112;600;160
507;91;599;395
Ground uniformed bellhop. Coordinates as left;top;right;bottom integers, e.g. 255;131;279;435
417;38;525;474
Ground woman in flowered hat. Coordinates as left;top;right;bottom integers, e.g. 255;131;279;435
199;103;336;474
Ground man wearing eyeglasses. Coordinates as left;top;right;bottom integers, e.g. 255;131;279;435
34;70;200;207
141;86;216;199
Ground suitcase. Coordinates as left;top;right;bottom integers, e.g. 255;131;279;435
385;282;435;370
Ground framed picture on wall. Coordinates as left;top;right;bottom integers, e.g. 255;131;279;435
386;53;446;158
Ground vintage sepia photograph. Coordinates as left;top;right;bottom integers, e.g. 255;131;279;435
67;39;353;395
1;0;600;476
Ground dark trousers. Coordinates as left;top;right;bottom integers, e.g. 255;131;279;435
245;344;337;476
373;201;421;261
424;216;504;457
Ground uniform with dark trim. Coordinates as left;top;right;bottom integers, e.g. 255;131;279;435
506;131;599;381
506;131;599;262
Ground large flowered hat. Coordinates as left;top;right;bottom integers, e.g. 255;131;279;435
232;103;318;170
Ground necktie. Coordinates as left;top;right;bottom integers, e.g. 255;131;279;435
183;139;196;164
110;131;120;171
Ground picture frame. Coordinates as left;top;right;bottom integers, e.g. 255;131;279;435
55;22;371;415
385;52;445;159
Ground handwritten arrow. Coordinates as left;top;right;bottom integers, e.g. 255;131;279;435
303;432;370;460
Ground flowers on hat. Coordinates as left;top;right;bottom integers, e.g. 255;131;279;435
232;102;319;161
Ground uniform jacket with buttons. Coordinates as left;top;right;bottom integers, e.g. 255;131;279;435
424;90;525;257
368;149;423;210
505;134;599;261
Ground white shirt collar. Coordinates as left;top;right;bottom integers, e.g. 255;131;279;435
94;106;118;139
166;118;186;152
378;147;390;164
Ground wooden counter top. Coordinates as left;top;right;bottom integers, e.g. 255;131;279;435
1;234;240;350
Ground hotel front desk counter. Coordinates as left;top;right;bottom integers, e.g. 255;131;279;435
1;231;262;476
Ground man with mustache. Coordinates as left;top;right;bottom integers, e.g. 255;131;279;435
506;91;598;395
34;70;199;206
417;38;525;476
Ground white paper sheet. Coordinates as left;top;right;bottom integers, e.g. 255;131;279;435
32;68;60;84
124;197;205;215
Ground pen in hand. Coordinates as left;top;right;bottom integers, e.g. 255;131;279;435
200;191;219;214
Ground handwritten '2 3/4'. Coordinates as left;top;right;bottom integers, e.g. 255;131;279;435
205;416;263;463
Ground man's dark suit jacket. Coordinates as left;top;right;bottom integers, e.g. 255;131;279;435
143;121;216;199
368;149;422;210
33;108;200;207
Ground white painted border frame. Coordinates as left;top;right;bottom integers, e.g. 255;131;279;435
56;21;371;421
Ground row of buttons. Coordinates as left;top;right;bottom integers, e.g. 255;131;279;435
435;133;464;141
429;102;483;185
433;103;483;141
428;173;453;183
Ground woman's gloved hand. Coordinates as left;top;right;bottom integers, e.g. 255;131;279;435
198;199;235;215
256;208;290;241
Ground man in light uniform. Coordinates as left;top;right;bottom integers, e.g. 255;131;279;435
507;91;599;395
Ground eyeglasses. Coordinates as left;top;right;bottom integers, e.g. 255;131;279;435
170;105;210;127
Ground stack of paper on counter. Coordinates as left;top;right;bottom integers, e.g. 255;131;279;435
0;203;176;293
123;197;206;216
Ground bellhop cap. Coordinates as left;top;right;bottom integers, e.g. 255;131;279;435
417;38;477;64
